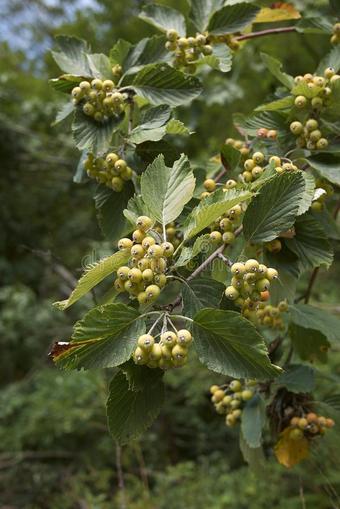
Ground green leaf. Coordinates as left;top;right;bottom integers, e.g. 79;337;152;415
289;324;330;363
52;102;74;126
239;433;266;472
49;75;83;93
275;365;315;393
291;81;322;99
199;44;232;73
139;4;186;36
174;234;211;268
241;394;266;448
109;39;132;66
94;183;135;242
131;63;202;107
55;303;145;369
289;304;340;343
193;308;281;379
107;369;165;445
264;246;300;304
296;17;334;34
208;3;260;35
86;53;112;79
255;95;294;112
184;188;252;240
165;118;191;136
285;213;333;270
140;154;195;225
54;250;130;310
260;53;294;89
122;36;169;76
233;111;288;138
243;172;305;243
220;143;241;171
73;151;88;183
307;153;340;186
72;109;125;154
298;172;315;216
129;105;171;144
182;278;225;318
123;195;152;225
136;140;181;166
316;45;340;74
189;0;224;32
52;35;91;76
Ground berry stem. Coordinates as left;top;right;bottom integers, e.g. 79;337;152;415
217;252;233;267
148;313;165;335
170;314;194;324
235;26;298;42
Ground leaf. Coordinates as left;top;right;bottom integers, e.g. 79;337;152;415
131;63;202;107
51;35;91;76
122;36;169;76
123;195;151;225
285;213;333;270
241;394;266;448
72;109;125;154
260;53;294;89
166;118;190;136
208;3;260;35
296;17;334;34
199;44;233;73
274;427;309;468
129;105;171;144
52;102;74;126
307;153;340;187
239;433;266;471
255;95;294;112
49;74;83;93
291;81;322;99
54;303;145;369
136;140;181;166
193;308;281;379
73;151;88;184
139;4;186;36
86;53;112;79
94;183;135;242
184;188;252;240
298;172;315;216
140;154;195;225
107;369;165;445
289;304;340;343
264;246;300;304
220;143;241;171
54;250;130;310
182;278;225;318
243;172;305;243
255;5;301;23
316;45;340;74
173;234;211;268
190;0;224;32
109;39;132;66
289;325;330;363
275;365;315;393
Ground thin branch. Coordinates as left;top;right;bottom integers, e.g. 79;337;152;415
236;26;298;42
304;267;320;304
127;99;135;135
187;243;226;281
116;444;127;509
217;252;233;267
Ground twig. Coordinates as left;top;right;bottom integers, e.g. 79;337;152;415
187;243;226;281
299;477;306;509
217;252;233;267
116;444;127;509
304;267;320;304
127;99;135;135
236;26;298;42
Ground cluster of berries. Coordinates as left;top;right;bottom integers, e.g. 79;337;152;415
243;153;298;182
210;379;256;427
165;30;212;73
151;222;183;250
225;138;250;158
84;152;132;191
71;78;126;122
288;412;335;441
225;260;279;311
209;34;240;51
256;127;278;140
292;67;340;112
311;179;334;212
331;23;340;45
200;177;237;200
256;300;288;330
115;216;174;304
133;328;192;369
208;204;243;245
290;118;329;150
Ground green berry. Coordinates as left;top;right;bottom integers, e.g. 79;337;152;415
256;278;270;292
148;244;164;258
161;331;177;347
244;159;255;171
252;152;264;164
229;380;242;392
114;279;125;292
245;259;259;273
117;266;130;280
83;103;95;116
136;216;153;231
295;95;307;108
130;244;145;259
241;390;254;401
290;121;303;135
266;268;279;280
172;344;188;359
111;177;124;192
91;78;103;90
222;231;235;244
132;229;145;243
149;343;162;361
316;138;328;149
128;268;143;283
133;346;148;364
204;179;216;192
161;242;174;257
177;329;192;345
210;231;222;243
142;269;154;283
138;334;155;350
145;284;161;300
231;262;246;276
225;286;239;300
118;238;133;250
137;292;148;305
166;29;179;41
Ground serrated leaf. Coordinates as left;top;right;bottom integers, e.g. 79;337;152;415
298;172;315;215
52;35;91;76
173;234;211;268
94;183;135;242
233;111;288;138
131;63;202;107
121;36;169;77
190;0;224;32
274;427;309;468
109;39;132;66
285;213;333;270
243;172;305;243
140;154;195;225
193;308;281;379
289;325;330;363
166;118;190;135
256;95;294;112
307;153;340;186
54;250;130;310
316;45;340;74
264;246;300;304
291;81;322;98
208;3;260;35
260;53;294;89
54;303;145;369
182;278;225;318
139;4;186;36
107;369;164;445
275;365;315;393
240;433;266;472
72;109;124;154
86;53;112;79
49;74;83;93
123;195;152;225
220;143;241;171
199;43;232;73
255;5;301;23
129;105;171;144
52;101;74;126
289;304;340;343
73;151;88;184
296;16;333;34
184;188;252;240
241;394;266;448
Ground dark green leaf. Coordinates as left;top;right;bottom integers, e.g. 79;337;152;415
52;102;75;126
316;45;340;74
86;53;112;79
289;324;330;363
72;109;125;154
255;95;294;112
308;153;340;186
49;74;83;93
189;0;224;32
109;39;132;66
220;143;241;171
264;246;300;304
182;278;225;318
296;17;333;34
289;304;340;343
193;308;281;379
239;433;266;472
241;394;266;448
139;4;186;36
198;43;233;73
275;365;315;393
174;234;211;268
208;3;260;35
52;35;91;76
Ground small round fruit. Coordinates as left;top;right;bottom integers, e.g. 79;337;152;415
230;399;240;409
142;236;156;250
128;268;143;283
325;418;335;428
241;390;254;401
267;129;277;140
290;416;300;426
269;156;281;167
154;274;167;288
245;259;259;273
177;330;192;345
83;103;95;116
166;29;178;41
202;45;213;55
132;229;145;243
306;412;318;423
130;244;145;259
231;262;245;276
106;152;119;165
252;152;265;164
305;118;318;131
142;269;154;283
219;218;233;232
111;177;124;192
136;216;153;231
204;179;216;192
222;231;235;244
172;344;188;359
150;257;167;274
118;238;133;250
298;418;308;430
295;95;307;108
145;284;161;300
324;67;335;79
213;389;226;402
290;428;304;440
133;346;148;365
138;334;155;350
210;385;219;394
79;80;91;91
210;231;222;243
137;292;148;305
316;138;328;149
161;242;174;257
244;159;255;171
149;343;162;361
290;121;303;135
117;266;130;280
266;268;279;280
311;97;323;108
148;244;164;258
161;331;177;347
225;286;239;300
229;380;242;392
114;279;125;292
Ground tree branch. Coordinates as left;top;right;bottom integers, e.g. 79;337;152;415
304;267;320;304
236;26;298;42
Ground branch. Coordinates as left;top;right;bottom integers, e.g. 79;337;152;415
236;26;298;42
304;267;320;304
116;444;127;509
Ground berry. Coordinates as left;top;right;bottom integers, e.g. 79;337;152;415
106;152;119;165
210;385;219;394
309;129;322;142
244;159;255;171
128;268;143;283
230;399;241;409
305;119;318;131
266;268;278;280
177;330;192;345
324;67;335;79
222;395;233;405
269;156;281;167
225;286;239;300
131;245;145;259
118;238;133;250
311;97;323;108
172;344;187;359
148;244;164;258
252;152;265;164
166;29;178;41
219;218;233;232
154;274;167;287
117;266;130;280
295;95;307;108
306;412;318;423
298;418;308;429
245;259;259;273
202;45;213;55
229;380;242;392
136;216;153;231
316;138;328;149
225;179;237;189
133;347;148;364
83;103;95;116
267;129;277;140
145;284;161;300
142;236;156;250
222;231;235;244
161;242;174;257
241;390;254;401
132;229;145;243
210;231;222;243
149;343;162;361
212;389;225;402
290;121;303;135
256;278;270;292
290;428;304;440
114;279;125;292
111;177;124;192
138;334;154;350
231;262;245;276
142;269;154;283
204;179;216;192
137;292;148;305
161;331;177;347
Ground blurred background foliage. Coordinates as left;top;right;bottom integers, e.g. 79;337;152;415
1;0;340;507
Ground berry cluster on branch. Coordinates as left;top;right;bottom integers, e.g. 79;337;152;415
84;152;133;191
287;412;335;441
210;379;256;427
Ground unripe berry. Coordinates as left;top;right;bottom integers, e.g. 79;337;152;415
79;80;91;91
298;418;308;429
241;390;254;401
330;74;340;83
172;344;188;359
309;129;322;142
269;156;281;167
142;236;156;250
91;78;103;90
177;329;192;345
278;300;289;312
130;244;145;259
132;229;145;243
161;242;174;257
133;346;148;364
103;79;114;92
295;95;307;108
290;416;300;426
252;152;265;164
225;286;239;300
202;45;213;55
266;268;279;280
138;334;154;350
316;138;328;149
266;239;282;253
137;292;148;305
142;269;154;283
324;66;335;79
229;380;242;392
210;231;222;243
204;179;216;192
145;284;161;300
196;34;206;46
114;279;125;292
226;414;236;427
118;238;133;250
136;216;153;231
256;278;270;292
165;41;177;51
219;218;233;232
290;121;303;135
106;152;119;165
117;266;130;280
231;262;245;276
256;127;268;138
245;259;259;273
230;399;240;409
160;345;172;360
225;179;237;189
213;389;226;402
252;166;263;179
161;331;177;347
311;201;323;212
111;176;124;192
210;385;219;394
83;103;95;116
222;231;235;244
290;428;304;440
149;343;162;361
114;159;127;173
232;409;242;418
222;395;232;406
154;274;167;287
311;97;323;108
166;29;178;41
128;268;143;283
243;171;252;183
244;159;255;171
